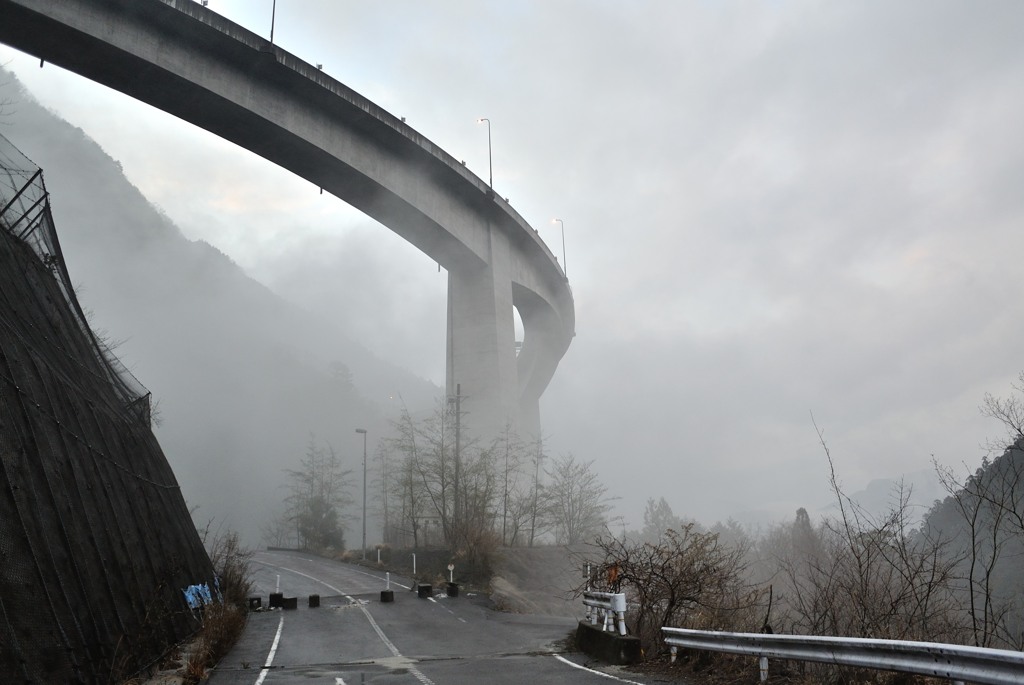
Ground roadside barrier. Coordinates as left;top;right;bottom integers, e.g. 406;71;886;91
661;627;1024;684
582;591;627;636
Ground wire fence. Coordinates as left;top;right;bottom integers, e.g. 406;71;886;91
0;133;214;683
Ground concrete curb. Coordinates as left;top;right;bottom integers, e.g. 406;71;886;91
575;621;642;665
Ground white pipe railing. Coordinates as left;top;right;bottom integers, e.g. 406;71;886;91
582;591;627;636
661;627;1024;685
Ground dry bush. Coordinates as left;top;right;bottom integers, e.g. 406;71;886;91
208;530;254;608
457;526;501;586
182;603;248;684
584;524;762;655
178;529;253;683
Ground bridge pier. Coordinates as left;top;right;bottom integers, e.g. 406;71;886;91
446;221;519;440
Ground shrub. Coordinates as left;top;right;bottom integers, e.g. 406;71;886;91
584;524;761;654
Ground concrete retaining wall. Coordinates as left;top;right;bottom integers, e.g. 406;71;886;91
575;621;643;665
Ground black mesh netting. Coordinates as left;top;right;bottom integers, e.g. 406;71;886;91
0;134;214;683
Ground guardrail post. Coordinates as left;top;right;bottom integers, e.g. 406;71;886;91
610;593;627;636
759;656;768;682
670;645;677;664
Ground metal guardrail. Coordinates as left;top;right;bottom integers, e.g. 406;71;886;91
582;591;627;636
662;627;1024;684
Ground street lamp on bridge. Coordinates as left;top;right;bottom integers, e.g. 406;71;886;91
477;117;492;188
552;218;566;278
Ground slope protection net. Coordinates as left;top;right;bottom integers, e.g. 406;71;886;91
0;132;151;423
0;133;214;683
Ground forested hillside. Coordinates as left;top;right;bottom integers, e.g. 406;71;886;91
0;69;439;543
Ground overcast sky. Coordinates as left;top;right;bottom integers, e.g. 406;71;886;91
3;0;1024;529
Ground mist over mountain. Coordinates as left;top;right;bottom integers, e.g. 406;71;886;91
0;69;439;543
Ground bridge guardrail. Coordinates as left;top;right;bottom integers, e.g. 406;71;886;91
661;626;1024;684
582;591;627;636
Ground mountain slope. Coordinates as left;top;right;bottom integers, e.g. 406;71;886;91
0;69;439;543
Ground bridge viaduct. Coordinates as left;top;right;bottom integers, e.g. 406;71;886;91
0;0;575;439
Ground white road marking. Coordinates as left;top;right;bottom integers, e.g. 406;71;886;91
253;614;284;685
429;597;466;623
262;563;356;602
256;558;411;594
335;678;346;685
257;557;432;685
357;604;435;685
553;654;647;684
341;564;413;590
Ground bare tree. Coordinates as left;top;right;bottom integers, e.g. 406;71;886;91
260;509;295;549
386;405;428;548
386;401;504;552
921;375;1024;649
933;459;1015;648
543;454;614;545
492;422;528;545
800;418;963;642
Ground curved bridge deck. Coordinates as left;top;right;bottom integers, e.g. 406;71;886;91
0;0;575;436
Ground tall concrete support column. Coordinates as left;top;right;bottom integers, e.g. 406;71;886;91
446;222;519;440
514;288;564;441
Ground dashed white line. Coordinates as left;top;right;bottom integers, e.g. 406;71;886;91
272;564;356;602
356;604;434;685
253;614;284;685
256;556;412;591
341;564;413;590
553;654;647;684
257;559;433;685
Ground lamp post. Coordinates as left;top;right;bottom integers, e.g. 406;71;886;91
552;218;566;277
270;0;276;42
356;428;367;559
477;118;492;188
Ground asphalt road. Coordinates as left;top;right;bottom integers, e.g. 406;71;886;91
206;550;669;685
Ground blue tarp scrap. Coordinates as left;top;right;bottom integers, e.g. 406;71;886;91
182;582;218;609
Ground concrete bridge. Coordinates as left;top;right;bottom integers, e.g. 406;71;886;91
0;0;575;438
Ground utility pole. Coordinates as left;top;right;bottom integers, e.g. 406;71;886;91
356;428;368;559
453;383;461;546
529;437;543;547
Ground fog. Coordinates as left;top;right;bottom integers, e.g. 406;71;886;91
2;0;1024;538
